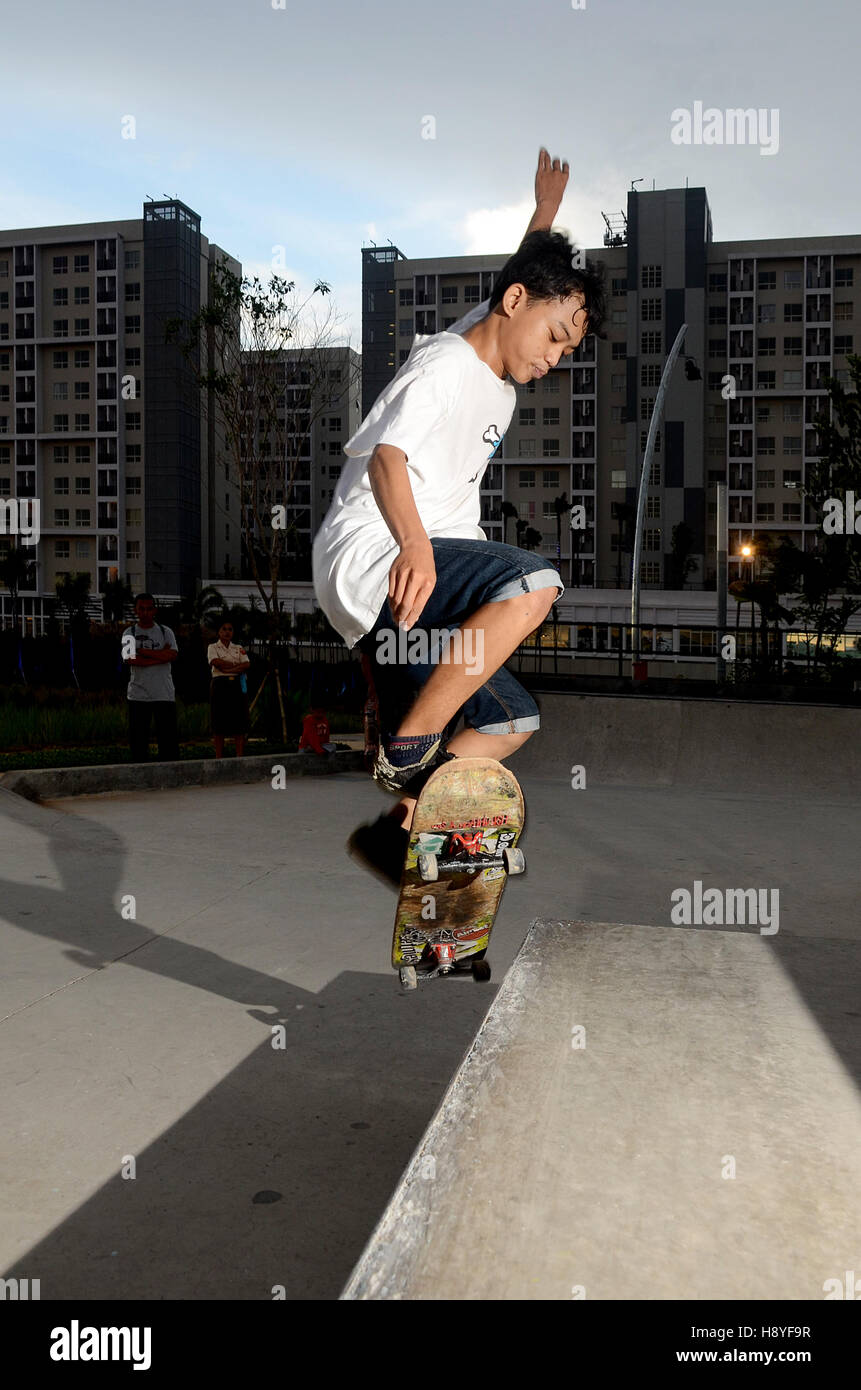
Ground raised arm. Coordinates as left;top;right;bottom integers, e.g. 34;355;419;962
523;146;570;239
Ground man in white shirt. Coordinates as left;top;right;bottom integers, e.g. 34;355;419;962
313;150;607;884
122;592;180;762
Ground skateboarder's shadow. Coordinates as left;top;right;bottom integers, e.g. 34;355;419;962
0;792;312;1020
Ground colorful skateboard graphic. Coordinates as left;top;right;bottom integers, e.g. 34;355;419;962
392;757;525;989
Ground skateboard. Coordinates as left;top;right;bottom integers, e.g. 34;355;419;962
392;757;525;990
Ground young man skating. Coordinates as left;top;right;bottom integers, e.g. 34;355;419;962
312;149;606;884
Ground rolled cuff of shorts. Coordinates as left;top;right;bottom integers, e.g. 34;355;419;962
472;713;541;735
488;568;564;603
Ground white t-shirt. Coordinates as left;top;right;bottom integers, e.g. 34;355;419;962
207;640;248;677
122;622;178;702
312;300;515;647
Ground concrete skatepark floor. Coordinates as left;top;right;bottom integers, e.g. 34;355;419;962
1;696;859;1299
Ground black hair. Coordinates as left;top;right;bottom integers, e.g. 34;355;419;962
134;591;155;605
487;229;607;339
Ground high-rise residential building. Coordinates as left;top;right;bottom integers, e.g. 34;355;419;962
362;186;861;589
238;345;361;582
0;199;241;629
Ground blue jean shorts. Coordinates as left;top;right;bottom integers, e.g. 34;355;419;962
359;537;562;738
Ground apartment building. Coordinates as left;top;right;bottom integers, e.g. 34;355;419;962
0;199;242;628
237;344;361;581
361;188;861;589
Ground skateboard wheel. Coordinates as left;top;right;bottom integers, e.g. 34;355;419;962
399;966;417;990
471;959;492;982
502;847;525;875
417;852;439;881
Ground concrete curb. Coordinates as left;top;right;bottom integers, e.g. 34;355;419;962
0;748;366;802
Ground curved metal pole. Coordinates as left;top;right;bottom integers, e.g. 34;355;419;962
631;322;688;680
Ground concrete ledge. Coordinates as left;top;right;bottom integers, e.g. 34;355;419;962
341;917;861;1300
512;692;861;794
0;748;365;802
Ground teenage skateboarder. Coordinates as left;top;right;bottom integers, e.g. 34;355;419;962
313;149;606;884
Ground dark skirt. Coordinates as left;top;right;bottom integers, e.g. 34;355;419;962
210;677;249;736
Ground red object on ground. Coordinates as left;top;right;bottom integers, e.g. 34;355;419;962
299;710;331;755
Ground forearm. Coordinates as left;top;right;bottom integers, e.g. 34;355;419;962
524;198;559;239
368;444;429;548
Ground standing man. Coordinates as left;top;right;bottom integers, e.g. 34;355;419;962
123;592;180;762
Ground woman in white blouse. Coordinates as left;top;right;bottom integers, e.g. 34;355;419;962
207;619;251;758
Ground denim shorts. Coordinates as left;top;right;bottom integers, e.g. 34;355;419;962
359;537;562;737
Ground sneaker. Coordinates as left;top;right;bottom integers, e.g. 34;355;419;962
373;737;454;796
347;813;410;890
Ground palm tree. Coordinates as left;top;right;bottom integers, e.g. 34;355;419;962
102;574;133;627
552;493;571;570
501;501;518;546
0;544;36;634
523;526;543;551
515;517;528;548
55;571;92;687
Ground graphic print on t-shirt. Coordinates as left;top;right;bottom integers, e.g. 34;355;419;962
468;424;505;482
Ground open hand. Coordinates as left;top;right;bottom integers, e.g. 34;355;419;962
535;147;570;211
388;538;436;630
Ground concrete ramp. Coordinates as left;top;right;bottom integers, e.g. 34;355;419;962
341;918;861;1300
512;693;861;795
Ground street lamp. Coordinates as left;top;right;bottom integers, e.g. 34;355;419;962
631;324;700;683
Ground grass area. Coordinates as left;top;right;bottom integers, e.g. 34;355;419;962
0;690;363;773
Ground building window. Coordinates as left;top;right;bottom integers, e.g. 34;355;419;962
53;381;69;400
125;250;141;270
708;306;727;325
74;318;90;337
641;297;662;321
784;303;802;322
54;508;70;526
646;495;661;519
518;408;535;426
758;271;777;291
641;265;662;289
757;371;776;390
53;255;68;274
74;476;91;494
54;476;70;494
441;286;458;304
518;439;536;457
782;370;802;387
708;272;727;292
53;413;69;432
53;319;69;338
641;364;661;387
73;254;90;274
76;540;90;559
835;268;854;288
783;270;802;290
542;439;559;457
758;337;776;357
542;408;559;426
835;335;854;354
783;502;801;521
542;470;560;487
757;469;775;487
74;413;90;431
74;286;90;306
611;343;626;361
75;509;91;526
126;475;141;494
757;303;776;323
756;502;775;521
519;470;536;488
641;331;662;354
463;284;480;304
125;315;141;335
53;288;69;307
611;469;626;488
125;283;141;302
126;412;141;431
611;373;625;392
640;560;661;584
54;540;70;558
643;528;661;551
74;381;90;400
783;469;802;487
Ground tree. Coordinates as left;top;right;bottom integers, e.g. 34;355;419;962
552;492;571;567
102;574;133;627
166;256;359;741
797;352;861;674
523;526;543;551
501;500;518;545
55;572;92;687
0;544;36;634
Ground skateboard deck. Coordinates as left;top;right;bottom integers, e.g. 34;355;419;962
392;757;525;988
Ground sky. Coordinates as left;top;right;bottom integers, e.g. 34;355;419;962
2;0;859;348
